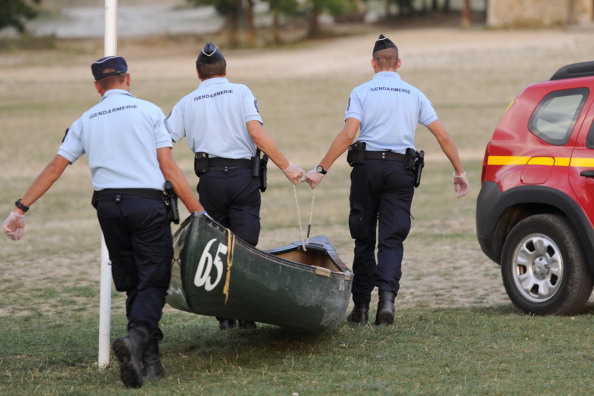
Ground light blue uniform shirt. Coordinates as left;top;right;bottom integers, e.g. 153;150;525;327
165;77;263;159
58;89;172;190
345;71;438;153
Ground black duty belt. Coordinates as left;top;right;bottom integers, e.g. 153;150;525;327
208;157;252;169
364;151;405;162
93;188;163;201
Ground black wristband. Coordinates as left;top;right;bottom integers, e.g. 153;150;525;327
15;199;29;212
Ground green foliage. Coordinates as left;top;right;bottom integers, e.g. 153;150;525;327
187;0;298;22
309;0;357;17
187;0;238;17
268;0;299;15
0;0;41;33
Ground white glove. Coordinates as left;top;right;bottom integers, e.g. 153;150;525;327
453;172;470;198
303;169;325;189
282;163;305;185
4;211;26;241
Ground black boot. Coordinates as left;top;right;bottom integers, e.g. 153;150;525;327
346;304;369;325
238;320;257;329
142;340;165;381
112;327;148;388
218;318;237;330
375;291;396;325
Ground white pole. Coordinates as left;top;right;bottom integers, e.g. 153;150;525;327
104;0;118;56
98;235;111;369
98;0;118;370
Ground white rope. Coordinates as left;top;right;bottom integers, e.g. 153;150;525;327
292;184;306;251
306;189;315;244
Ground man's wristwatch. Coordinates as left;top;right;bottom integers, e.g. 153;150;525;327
15;199;29;212
316;165;327;175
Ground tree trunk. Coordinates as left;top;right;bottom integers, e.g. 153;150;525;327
307;6;321;38
272;11;281;44
245;0;257;47
461;0;471;29
227;9;239;48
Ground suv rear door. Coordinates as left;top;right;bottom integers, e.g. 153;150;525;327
569;94;594;226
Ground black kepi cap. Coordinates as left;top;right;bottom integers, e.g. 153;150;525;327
373;34;397;54
196;42;225;64
91;56;127;81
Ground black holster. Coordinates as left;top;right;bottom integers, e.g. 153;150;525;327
405;148;425;188
163;180;180;224
252;149;268;192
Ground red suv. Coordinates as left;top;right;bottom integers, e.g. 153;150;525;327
477;61;594;315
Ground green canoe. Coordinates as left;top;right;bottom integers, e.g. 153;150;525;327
166;212;353;332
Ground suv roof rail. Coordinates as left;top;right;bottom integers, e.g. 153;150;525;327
550;61;594;80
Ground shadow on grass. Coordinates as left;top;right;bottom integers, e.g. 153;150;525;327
166;318;329;368
163;299;594;366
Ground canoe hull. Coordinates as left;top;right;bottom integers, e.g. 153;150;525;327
167;213;353;332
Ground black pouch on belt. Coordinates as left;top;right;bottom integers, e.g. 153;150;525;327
404;148;417;170
194;152;209;176
347;141;366;166
251;150;261;178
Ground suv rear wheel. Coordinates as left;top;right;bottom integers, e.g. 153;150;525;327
501;214;593;315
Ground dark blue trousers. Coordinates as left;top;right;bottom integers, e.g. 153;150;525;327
197;167;261;246
198;167;261;325
95;193;172;342
349;159;415;306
